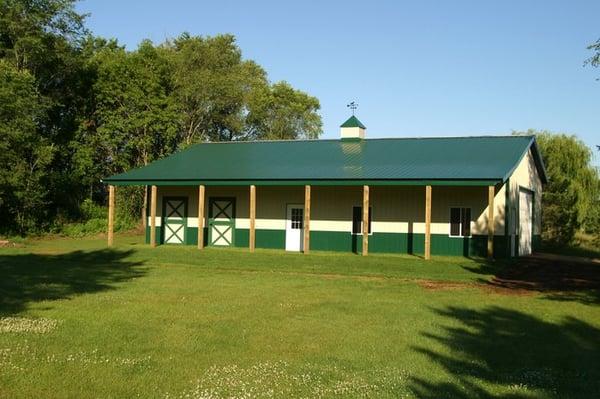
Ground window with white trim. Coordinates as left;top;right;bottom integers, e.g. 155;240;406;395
352;206;372;235
450;207;471;237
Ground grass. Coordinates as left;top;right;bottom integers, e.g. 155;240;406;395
1;235;599;398
541;232;600;259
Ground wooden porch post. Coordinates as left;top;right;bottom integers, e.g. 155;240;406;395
488;185;495;259
249;185;256;252
304;185;311;253
198;185;205;249
150;185;157;247
107;185;115;247
362;185;369;256
425;185;432;260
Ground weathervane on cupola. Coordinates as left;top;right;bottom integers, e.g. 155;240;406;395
347;101;358;116
340;101;366;140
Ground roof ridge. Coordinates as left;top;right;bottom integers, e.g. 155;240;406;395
187;135;532;146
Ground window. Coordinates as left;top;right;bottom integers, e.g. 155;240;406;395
352;206;372;235
450;207;471;237
291;208;303;229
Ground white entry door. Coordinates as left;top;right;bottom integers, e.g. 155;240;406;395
519;189;533;256
285;205;304;252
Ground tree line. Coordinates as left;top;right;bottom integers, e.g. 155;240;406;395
0;0;322;235
1;0;598;249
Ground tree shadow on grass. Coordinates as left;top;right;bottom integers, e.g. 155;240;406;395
0;249;146;315
410;306;600;398
461;255;600;305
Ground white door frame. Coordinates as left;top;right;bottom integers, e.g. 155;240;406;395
285;204;304;252
518;188;533;256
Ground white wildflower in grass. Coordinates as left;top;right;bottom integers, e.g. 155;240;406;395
165;361;410;398
44;348;152;368
0;317;59;334
0;342;31;373
0;342;152;375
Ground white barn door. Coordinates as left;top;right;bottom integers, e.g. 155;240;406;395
164;198;186;244
209;198;236;247
285;204;304;252
519;189;533;256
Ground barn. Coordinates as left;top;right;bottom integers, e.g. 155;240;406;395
102;116;547;259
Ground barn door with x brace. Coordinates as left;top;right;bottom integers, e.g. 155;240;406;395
162;197;187;245
208;197;236;247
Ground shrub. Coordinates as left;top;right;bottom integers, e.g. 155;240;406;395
58;198;139;238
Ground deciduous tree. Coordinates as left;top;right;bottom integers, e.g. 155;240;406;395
0;61;54;233
516;130;600;245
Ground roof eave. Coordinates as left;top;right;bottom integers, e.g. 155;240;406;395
501;136;548;184
102;178;502;187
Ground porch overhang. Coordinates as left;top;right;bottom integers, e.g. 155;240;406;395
101;178;503;187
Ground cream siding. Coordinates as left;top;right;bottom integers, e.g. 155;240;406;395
508;148;543;235
147;177;538;239
340;126;366;139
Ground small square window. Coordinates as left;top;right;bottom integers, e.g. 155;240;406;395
352;206;372;235
450;207;471;237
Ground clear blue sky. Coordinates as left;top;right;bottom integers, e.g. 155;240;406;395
78;0;600;164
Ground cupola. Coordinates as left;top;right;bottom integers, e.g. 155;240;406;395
340;115;366;140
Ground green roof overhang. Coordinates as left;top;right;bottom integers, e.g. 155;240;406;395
101;178;502;187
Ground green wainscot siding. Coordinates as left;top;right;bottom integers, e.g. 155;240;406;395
370;233;424;255
234;229;285;250
257;230;285;249
145;226;162;244
234;229;249;248
310;231;361;253
145;226;283;249
185;227;198;246
145;226;508;258
310;231;508;258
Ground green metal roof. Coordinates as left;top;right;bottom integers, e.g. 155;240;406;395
103;136;547;186
340;115;366;129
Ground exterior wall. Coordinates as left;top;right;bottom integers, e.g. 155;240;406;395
506;148;544;254
309;185;506;257
145;183;510;257
340;126;365;139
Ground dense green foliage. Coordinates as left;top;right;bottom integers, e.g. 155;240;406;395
0;60;52;233
1;236;599;397
0;0;322;235
516;130;600;245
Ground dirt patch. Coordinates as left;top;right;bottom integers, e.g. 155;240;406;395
480;284;535;297
417;280;471;291
0;240;24;248
317;273;388;282
417;279;534;296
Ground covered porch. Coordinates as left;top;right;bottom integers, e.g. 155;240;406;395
107;181;504;259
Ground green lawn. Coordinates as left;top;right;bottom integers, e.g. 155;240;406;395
1;235;599;398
